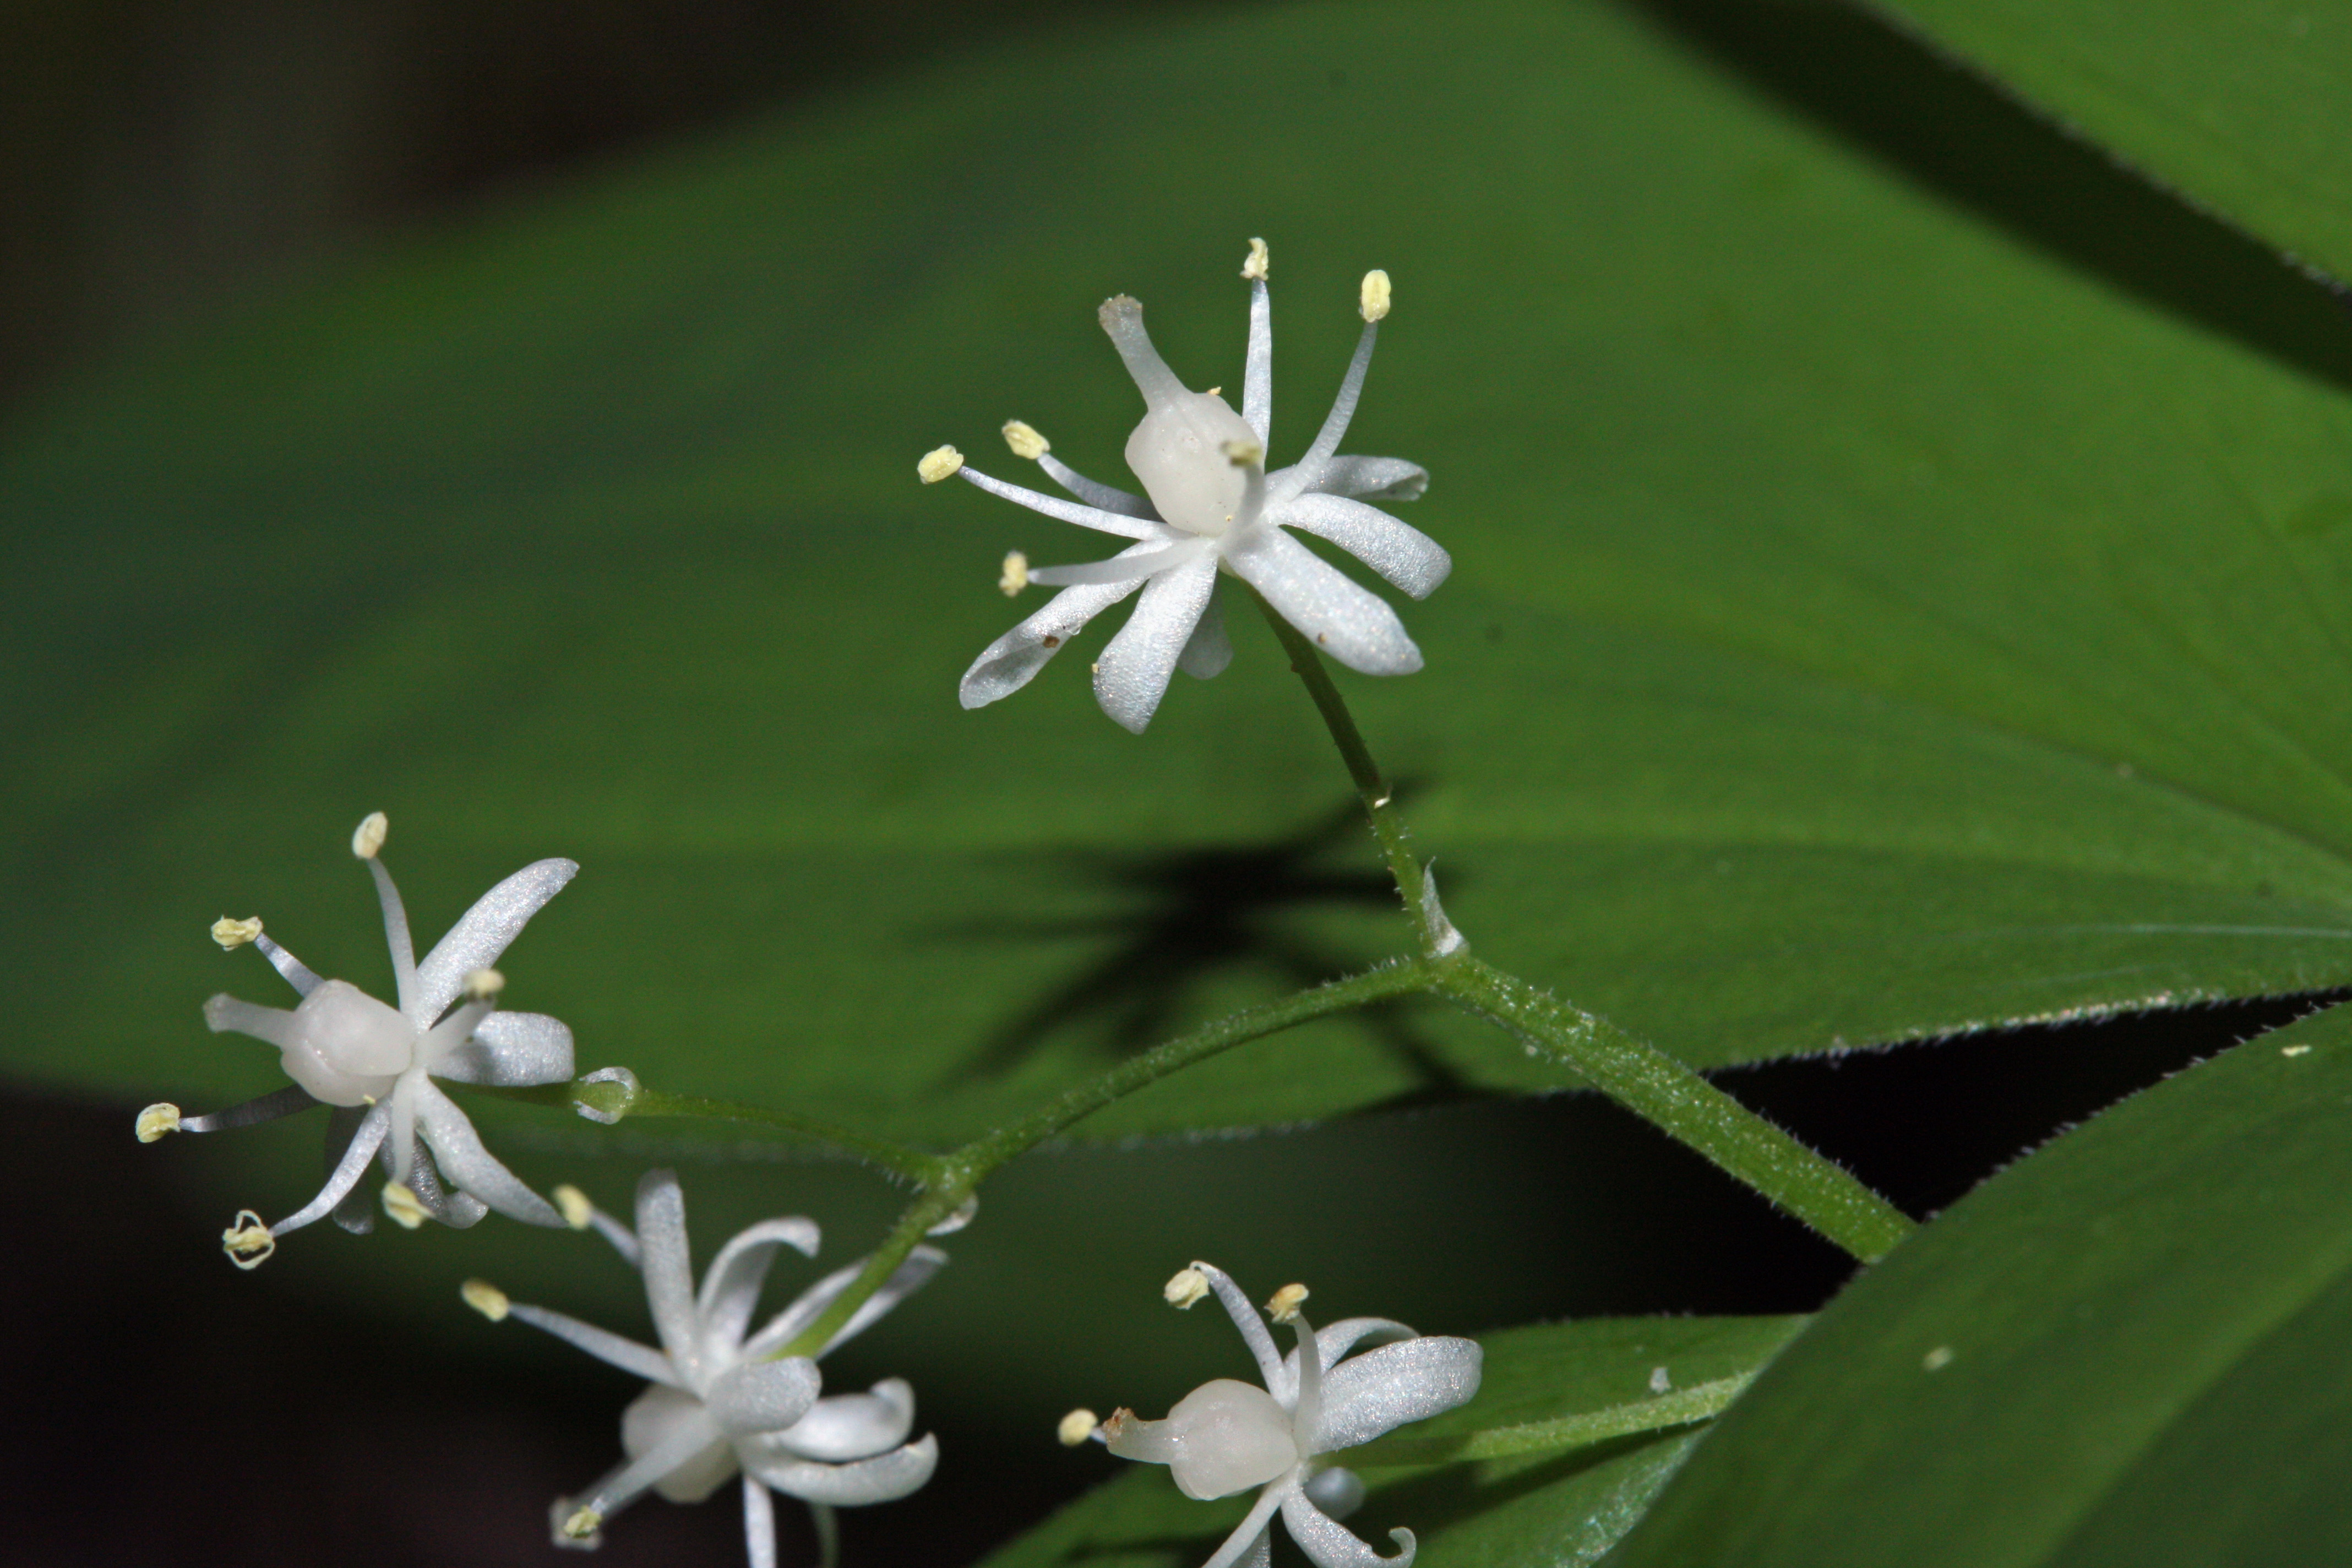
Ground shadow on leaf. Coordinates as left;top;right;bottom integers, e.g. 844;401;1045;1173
921;793;1465;1093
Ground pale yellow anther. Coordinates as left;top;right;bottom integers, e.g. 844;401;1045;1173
1266;1282;1310;1323
135;1103;182;1143
1359;269;1392;324
553;1184;595;1229
1058;1408;1100;1446
1242;237;1270;281
1222;438;1265;467
382;1182;429;1230
562;1507;604;1542
352;811;389;861
1000;551;1031;597
222;1210;275;1270
211;916;263;950
462;1278;512;1321
464;967;506;1001
1002;420;1050;460
1164;1266;1211;1309
918;445;965;484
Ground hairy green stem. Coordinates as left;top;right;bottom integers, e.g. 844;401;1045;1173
1344;1371;1755;1467
1249;591;1442;952
1436;957;1913;1261
774;960;1433;1358
1255;592;1913;1262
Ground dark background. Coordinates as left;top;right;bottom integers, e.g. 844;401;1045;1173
3;2;2337;1564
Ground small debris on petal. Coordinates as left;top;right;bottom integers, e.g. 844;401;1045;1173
1000;551;1031;597
222;1210;275;1270
928;1194;980;1235
211;916;263;949
1648;1366;1672;1395
1058;1408;1101;1446
574;1065;641;1125
918;445;965;484
135;1103;182;1142
1266;1282;1310;1323
1241;237;1270;281
464;966;506;1000
1002;420;1050;460
351;812;389;861
1359;269;1392;323
1222;437;1265;467
462;1279;512;1321
1923;1345;1956;1373
382;1182;430;1230
553;1184;595;1229
1164;1267;1211;1309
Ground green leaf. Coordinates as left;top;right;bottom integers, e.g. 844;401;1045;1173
11;0;2352;1150
1867;0;2352;286
976;1315;1801;1568
1607;1002;2352;1568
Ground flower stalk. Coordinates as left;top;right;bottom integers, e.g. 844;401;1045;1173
1254;591;1915;1264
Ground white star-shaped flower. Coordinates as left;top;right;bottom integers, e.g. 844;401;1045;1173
467;1170;941;1568
922;238;1451;733
140;812;578;1265
1093;1262;1480;1568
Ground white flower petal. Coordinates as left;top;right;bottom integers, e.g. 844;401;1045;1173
433;1010;575;1086
707;1357;823;1437
742;1478;778;1568
589;1401;732;1517
745;1245;947;1360
763;1379;916;1462
1302;456;1427;503
1202;1484;1289;1568
1093;554;1218;733
635;1169;704;1379
268;1102;390;1237
744;1433;938;1506
1280;1493;1414;1568
1177;586;1234;679
697;1217;823;1354
508;1302;683;1387
960;576;1147;710
1310;1336;1483;1453
412;857;579;1024
1223;528;1422;676
412;1078;564;1227
1275;494;1451;600
1304;1319;1417;1372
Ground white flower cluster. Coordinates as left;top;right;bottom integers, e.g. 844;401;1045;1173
1084;1262;1482;1568
132;246;1480;1568
923;238;1450;732
467;1171;941;1567
141;812;578;1265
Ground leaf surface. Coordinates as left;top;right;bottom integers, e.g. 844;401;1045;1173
8;0;2352;1147
1608;1001;2352;1568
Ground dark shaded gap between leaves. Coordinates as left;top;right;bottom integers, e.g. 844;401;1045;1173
1620;0;2352;398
